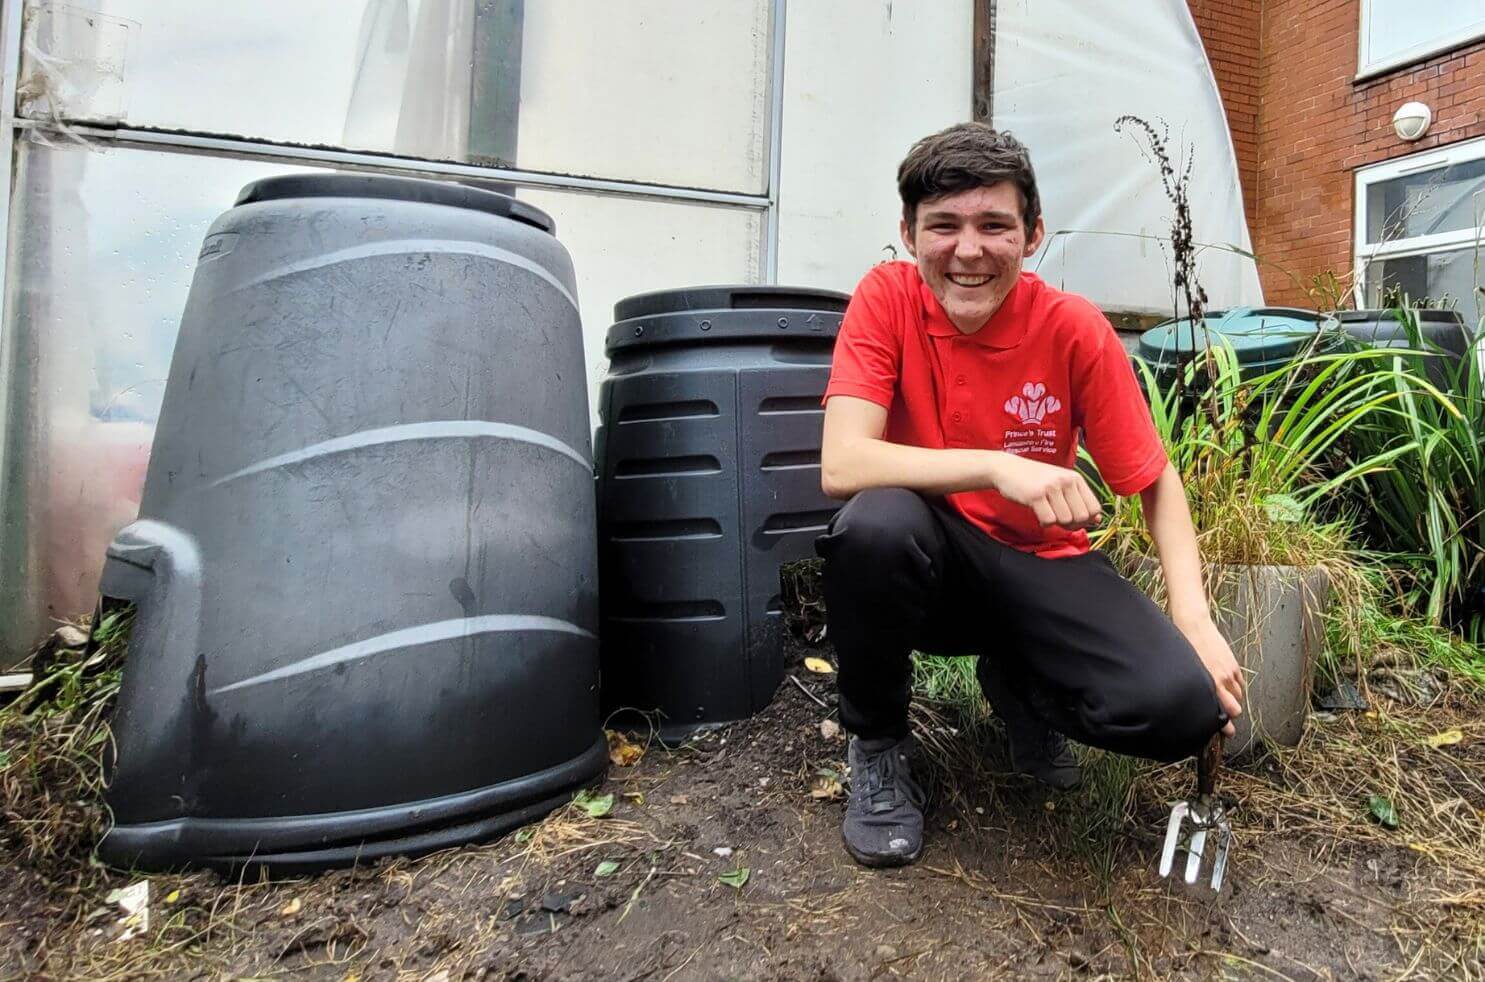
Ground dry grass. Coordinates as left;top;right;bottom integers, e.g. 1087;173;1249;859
1;611;123;876
908;669;1485;979
4;606;1483;978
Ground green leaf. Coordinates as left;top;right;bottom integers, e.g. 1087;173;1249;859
514;826;535;843
594;860;620;877
574;789;614;819
92;612;122;642
1367;794;1400;829
718;867;750;889
1262;493;1305;523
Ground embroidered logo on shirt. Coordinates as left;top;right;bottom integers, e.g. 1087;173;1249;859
1003;382;1062;425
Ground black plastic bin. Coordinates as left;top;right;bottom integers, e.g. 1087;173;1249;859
595;286;847;740
98;175;605;873
1335;308;1473;390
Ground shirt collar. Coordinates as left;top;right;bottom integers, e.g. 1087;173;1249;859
919;270;1034;348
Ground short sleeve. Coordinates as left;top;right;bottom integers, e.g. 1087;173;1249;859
1071;309;1168;496
823;266;904;409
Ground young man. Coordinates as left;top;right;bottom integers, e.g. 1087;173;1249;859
817;123;1244;869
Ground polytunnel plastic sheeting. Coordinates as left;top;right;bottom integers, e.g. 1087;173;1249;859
31;0;771;193
994;0;1264;315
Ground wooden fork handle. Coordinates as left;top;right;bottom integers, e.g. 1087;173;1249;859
1197;731;1223;797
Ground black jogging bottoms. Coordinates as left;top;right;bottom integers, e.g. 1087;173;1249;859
815;488;1227;762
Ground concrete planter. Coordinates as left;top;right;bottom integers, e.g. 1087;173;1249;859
1134;559;1330;756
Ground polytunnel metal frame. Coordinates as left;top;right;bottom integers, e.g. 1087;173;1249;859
0;0;788;646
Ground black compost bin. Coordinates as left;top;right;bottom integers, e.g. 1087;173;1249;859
98;174;606;873
596;286;847;740
1336;308;1473;390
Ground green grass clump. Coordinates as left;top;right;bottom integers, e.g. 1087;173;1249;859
0;606;131;869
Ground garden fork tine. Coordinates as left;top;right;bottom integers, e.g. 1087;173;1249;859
1159;733;1230;891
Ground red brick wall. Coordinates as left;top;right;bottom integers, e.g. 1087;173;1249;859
1187;0;1263;233
1190;0;1485;306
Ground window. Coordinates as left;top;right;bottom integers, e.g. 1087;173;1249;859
1359;0;1485;78
1355;137;1485;331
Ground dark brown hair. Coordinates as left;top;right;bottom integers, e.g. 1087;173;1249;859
896;123;1041;235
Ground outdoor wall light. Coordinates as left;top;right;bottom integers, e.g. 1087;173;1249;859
1392;101;1432;142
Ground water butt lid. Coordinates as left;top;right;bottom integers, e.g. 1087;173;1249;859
235;173;556;234
1138;307;1337;370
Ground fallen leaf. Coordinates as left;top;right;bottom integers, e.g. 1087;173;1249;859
669;794;689;805
1425;728;1464;749
804;657;835;675
623;791;645;806
163;890;180;905
819;719;841;740
106;881;150;942
280;897;302;917
809;776;843;799
595;860;620;877
54;625;89;648
1367;794;1400;829
606;729;645;767
574;789;614;819
1262;493;1305;523
809;769;844;800
718;867;750;889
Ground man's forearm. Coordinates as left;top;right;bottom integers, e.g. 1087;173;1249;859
1140;462;1212;625
821;436;1008;499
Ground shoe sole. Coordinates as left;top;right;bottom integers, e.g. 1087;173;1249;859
842;834;922;869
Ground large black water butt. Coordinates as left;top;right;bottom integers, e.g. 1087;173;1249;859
1335;308;1473;390
98;174;606;872
596;286;846;740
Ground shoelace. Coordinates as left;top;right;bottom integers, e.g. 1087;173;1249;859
857;746;925;814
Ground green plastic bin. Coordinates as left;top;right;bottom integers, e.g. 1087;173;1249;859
1137;307;1342;393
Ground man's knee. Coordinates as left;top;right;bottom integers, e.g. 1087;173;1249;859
1102;658;1224;762
816;488;938;570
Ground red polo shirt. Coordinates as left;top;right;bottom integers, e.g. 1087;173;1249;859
824;261;1167;559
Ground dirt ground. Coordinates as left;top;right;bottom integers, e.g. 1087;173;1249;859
3;636;1482;980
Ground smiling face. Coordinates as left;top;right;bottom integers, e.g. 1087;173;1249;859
901;182;1045;334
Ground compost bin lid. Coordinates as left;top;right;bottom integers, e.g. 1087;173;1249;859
1137;307;1338;369
235;173;556;234
607;285;849;353
613;285;849;322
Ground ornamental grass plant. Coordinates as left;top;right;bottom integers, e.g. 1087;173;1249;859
1335;305;1485;643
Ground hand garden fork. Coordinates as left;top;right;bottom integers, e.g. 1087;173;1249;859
1159;732;1231;890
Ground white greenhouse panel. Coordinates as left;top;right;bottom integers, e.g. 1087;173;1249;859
0;140;302;660
516;186;763;415
19;0;770;193
0;137;763;660
994;0;1263;315
775;0;972;294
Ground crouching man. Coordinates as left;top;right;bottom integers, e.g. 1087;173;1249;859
817;123;1244;868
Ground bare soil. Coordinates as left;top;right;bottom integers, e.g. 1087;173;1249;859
2;636;1481;980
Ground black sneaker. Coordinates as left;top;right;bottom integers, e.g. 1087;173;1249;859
842;735;926;868
976;657;1083;791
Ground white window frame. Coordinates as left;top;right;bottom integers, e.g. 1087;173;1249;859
1354;135;1485;307
1357;0;1485;80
